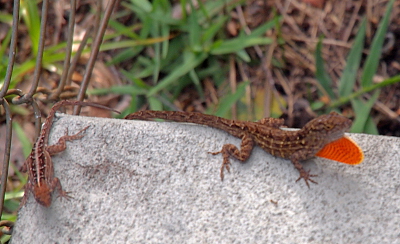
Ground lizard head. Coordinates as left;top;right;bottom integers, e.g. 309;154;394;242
302;111;352;143
33;184;52;207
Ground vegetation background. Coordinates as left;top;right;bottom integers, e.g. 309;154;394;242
0;1;399;241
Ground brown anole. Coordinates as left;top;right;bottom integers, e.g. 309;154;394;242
20;100;120;207
125;111;363;187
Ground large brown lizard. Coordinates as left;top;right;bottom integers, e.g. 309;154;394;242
125;111;363;187
21;100;120;207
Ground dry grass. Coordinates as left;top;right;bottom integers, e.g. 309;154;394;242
232;0;400;132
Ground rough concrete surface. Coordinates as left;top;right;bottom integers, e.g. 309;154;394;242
12;113;400;243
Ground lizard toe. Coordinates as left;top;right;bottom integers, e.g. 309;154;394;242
219;161;231;181
295;170;318;188
57;191;74;201
209;151;222;155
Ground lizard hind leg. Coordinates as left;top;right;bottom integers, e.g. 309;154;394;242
209;148;232;181
209;134;254;180
19;183;32;209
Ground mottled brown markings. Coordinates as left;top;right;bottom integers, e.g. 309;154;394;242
125;111;352;187
20;100;119;207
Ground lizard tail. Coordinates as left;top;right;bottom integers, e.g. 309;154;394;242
125;110;239;133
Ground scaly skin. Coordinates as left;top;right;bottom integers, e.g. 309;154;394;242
125;111;352;187
21;100;120;207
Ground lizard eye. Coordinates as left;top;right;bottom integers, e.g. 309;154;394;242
324;124;334;130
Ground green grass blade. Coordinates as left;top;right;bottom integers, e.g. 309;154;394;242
188;1;202;52
189;69;204;100
128;0;152;12
236;49;251;62
195;0;243;24
202;16;229;45
161;23;170;59
339;18;366;97
148;96;163;110
214;81;249;117
151;21;161;83
330;74;400;108
315;37;335;99
108;47;144;65
108;19;141;39
363;116;379;134
246;16;279;38
0;12;13;23
147;51;208;96
12;121;32;157
361;0;395;87
20;0;41;55
0;27;11;59
210;19;276;55
350;90;379;133
99;37;172;51
89;86;148;96
210;37;272;55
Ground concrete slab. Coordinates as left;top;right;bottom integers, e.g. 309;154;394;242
12;113;400;243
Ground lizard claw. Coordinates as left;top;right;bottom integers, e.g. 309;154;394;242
57;191;74;201
295;170;318;188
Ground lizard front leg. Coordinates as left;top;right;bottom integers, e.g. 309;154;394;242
210;134;254;180
289;154;318;188
46;126;90;155
50;177;73;201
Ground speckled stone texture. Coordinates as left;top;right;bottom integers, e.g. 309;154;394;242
12;114;400;243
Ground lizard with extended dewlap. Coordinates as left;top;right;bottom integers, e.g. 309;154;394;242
125;111;363;187
20;100;120;207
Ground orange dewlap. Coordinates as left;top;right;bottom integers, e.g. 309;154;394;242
316;136;364;165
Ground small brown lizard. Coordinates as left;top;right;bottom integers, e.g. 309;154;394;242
125;111;363;187
20;100;120;207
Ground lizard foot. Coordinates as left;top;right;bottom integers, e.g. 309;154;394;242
208;150;231;181
295;170;318;188
219;161;231;181
57;190;74;201
52;177;73;202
